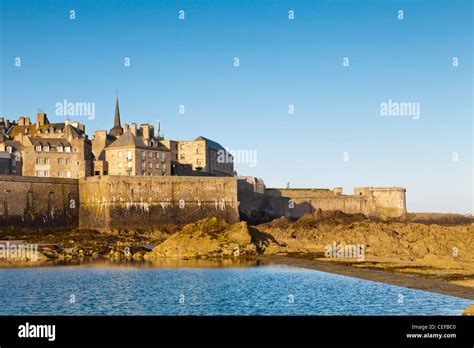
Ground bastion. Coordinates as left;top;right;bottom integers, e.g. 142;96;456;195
78;175;240;229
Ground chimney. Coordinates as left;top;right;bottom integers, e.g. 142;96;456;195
65;118;71;126
130;123;137;136
36;112;49;126
123;123;130;133
25;117;31;126
18;117;25;126
72;121;79;129
141;124;151;139
78;124;85;133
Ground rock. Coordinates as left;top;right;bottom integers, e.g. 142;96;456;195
145;217;255;259
132;252;143;260
463;305;474;316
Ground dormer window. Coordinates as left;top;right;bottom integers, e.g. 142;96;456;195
65;146;71;152
35;145;42;152
43;145;50;152
57;145;63;152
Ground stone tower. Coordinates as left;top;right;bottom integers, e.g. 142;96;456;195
109;96;123;137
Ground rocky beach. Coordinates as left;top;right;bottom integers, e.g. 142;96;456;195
1;211;473;296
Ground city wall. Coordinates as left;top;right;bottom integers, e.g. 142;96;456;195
79;176;240;229
264;187;407;219
0;175;79;228
0;175;406;230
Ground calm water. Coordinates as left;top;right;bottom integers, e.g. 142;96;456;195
0;262;471;315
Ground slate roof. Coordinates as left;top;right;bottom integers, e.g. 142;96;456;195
194;136;226;152
29;137;71;147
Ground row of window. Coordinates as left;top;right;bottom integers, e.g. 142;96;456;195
35;145;72;152
117;150;167;161
35;158;74;165
117;162;167;170
35;170;72;178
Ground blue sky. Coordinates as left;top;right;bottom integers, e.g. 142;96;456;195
0;0;472;213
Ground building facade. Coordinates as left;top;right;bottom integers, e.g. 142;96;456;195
0;97;233;179
1;113;93;178
105;131;170;176
161;137;234;177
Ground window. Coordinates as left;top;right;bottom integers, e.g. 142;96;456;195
119;151;123;158
127;151;132;159
45;158;49;165
141;162;145;170
119;162;123;168
66;158;71;165
196;148;199;154
180;144;185;150
36;158;42;165
6;147;12;153
65;146;71;152
66;171;71;178
127;161;132;168
44;170;50;177
58;158;63;165
58;171;63;177
155;162;159;169
43;146;49;152
35;170;42;177
35;145;42;152
149;162;153;168
180;154;185;160
141;151;145;160
57;146;63;152
148;152;152;158
197;159;202;165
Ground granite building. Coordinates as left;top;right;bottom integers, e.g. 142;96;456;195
1;113;93;178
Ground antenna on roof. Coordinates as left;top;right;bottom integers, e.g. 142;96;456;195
156;120;161;138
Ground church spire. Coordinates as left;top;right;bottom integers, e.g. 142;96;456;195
110;94;123;137
114;95;121;128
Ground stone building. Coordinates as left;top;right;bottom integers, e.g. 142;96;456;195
237;176;266;194
1;97;233;179
0;119;22;175
105;130;170;176
92;97;171;176
161;136;234;177
2;113;93;178
0;151;13;174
